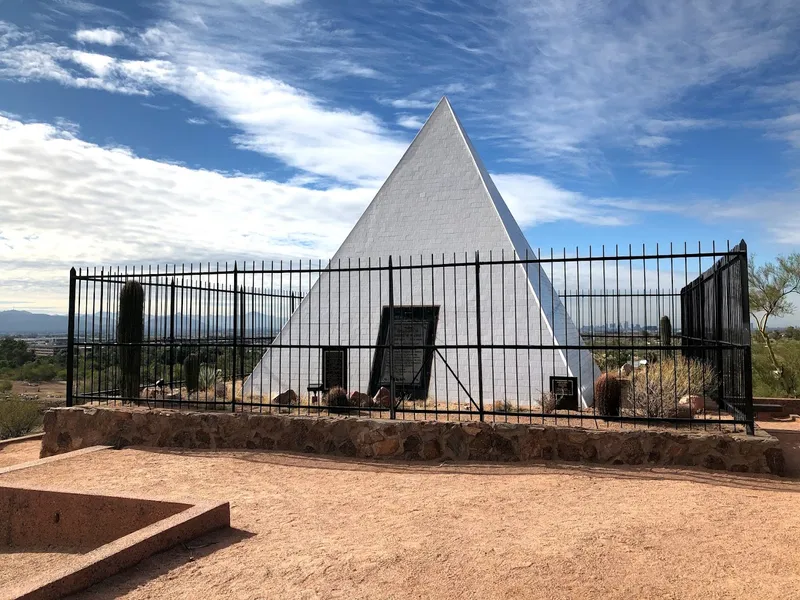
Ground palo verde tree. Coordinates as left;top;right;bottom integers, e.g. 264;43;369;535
749;253;800;397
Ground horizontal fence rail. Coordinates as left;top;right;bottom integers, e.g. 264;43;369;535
66;241;754;434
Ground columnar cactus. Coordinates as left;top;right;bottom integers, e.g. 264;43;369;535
117;280;144;401
183;353;200;394
660;315;672;347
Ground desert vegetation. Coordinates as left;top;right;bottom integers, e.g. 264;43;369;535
629;357;718;418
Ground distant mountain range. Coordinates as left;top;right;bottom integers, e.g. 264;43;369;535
0;310;286;337
0;310;68;334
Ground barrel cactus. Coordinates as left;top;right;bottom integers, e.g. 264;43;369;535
594;372;622;417
183;353;200;394
117;280;144;401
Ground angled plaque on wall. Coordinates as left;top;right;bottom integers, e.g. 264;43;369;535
369;306;439;399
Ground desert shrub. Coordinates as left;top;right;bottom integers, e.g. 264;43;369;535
325;386;350;414
540;392;557;413
16;361;58;383
630;357;718;418
594;373;621;416
198;364;221;391
0;396;41;439
493;399;516;413
0;379;12;393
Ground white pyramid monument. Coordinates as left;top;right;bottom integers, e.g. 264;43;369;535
244;97;598;408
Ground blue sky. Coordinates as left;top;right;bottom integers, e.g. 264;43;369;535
0;0;799;314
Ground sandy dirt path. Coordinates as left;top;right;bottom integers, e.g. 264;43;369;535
2;446;799;600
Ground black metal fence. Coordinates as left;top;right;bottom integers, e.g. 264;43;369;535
66;241;754;433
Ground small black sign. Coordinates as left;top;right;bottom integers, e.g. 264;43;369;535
369;306;439;398
549;376;579;410
322;347;347;390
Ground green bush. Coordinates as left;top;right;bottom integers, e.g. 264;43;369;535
16;361;57;383
0;380;12;393
0;396;41;440
752;338;800;398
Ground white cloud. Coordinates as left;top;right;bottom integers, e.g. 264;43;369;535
0;115;378;310
0;22;408;186
70;50;115;77
73;28;125;46
491;174;627;227
396;114;424;130
0;114;649;311
387;98;438;110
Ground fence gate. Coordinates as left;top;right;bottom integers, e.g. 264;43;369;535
680;240;754;434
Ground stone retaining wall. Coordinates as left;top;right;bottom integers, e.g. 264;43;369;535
41;406;785;475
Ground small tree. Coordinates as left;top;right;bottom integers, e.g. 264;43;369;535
749;253;800;397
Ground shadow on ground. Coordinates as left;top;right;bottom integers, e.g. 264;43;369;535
66;527;255;599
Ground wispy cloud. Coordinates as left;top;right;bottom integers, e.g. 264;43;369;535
499;0;799;164
635;136;673;149
634;161;689;178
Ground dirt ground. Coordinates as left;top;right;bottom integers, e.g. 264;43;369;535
0;439;42;468
0;552;76;589
11;380;66;402
2;443;800;600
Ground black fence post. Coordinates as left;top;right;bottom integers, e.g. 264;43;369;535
738;240;755;435
388;255;396;420
232;262;238;413
240;282;246;386
474;251;484;421
66;267;77;407
169;278;175;389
